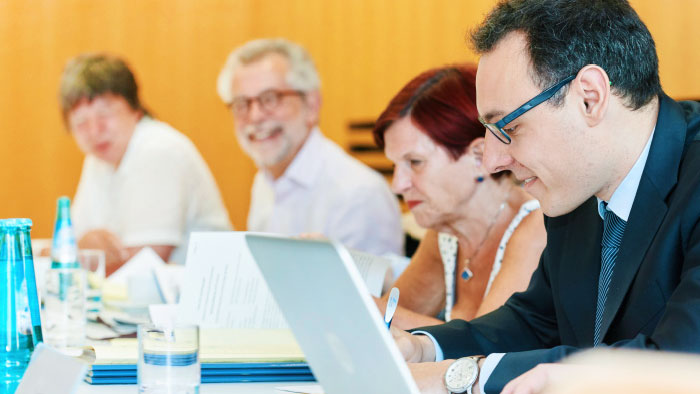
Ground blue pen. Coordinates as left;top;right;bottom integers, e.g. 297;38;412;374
384;287;400;329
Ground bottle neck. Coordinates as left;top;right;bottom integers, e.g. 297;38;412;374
18;227;33;259
52;198;79;267
0;228;22;263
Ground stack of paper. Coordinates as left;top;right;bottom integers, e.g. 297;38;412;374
177;232;391;329
82;329;314;385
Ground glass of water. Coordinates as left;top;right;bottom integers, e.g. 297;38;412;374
77;249;105;318
42;266;86;350
138;324;200;394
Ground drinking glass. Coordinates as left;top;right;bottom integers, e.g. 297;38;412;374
138;324;200;394
77;249;105;317
41;267;86;350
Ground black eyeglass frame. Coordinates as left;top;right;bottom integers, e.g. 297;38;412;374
229;89;305;118
479;74;576;144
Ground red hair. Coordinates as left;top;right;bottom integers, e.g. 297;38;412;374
373;65;482;160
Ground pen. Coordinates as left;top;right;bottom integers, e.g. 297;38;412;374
384;287;400;329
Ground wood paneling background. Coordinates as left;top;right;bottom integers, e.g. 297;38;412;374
1;0;698;237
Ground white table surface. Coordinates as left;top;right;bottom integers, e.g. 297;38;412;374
78;381;317;393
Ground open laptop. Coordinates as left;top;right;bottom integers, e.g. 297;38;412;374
245;234;420;394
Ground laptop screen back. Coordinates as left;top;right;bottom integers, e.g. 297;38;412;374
246;234;420;394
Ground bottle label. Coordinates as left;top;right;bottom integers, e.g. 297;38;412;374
52;226;78;266
17;279;33;336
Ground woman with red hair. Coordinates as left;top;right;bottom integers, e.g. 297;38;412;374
374;65;546;329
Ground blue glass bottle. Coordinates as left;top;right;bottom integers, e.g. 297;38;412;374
51;196;79;269
0;220;34;393
16;219;43;346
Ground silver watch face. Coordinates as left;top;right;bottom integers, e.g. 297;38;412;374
445;357;478;392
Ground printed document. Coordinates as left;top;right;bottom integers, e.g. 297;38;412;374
177;232;391;329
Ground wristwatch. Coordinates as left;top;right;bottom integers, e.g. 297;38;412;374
444;356;484;394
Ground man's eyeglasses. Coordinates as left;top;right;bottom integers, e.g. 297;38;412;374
479;74;576;144
229;89;305;118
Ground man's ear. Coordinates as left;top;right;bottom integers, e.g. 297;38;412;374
303;90;322;126
573;65;610;127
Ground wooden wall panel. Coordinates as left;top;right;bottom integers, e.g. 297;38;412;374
1;0;699;238
630;0;700;99
0;0;255;237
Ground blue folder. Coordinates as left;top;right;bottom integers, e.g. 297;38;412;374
86;362;315;385
86;374;316;385
91;361;310;371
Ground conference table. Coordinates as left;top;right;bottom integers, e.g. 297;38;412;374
78;381;316;393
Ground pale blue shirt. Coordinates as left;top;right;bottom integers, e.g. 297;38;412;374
415;128;655;393
247;127;404;256
597;129;655;220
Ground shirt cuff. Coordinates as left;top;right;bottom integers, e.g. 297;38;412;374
410;331;444;362
479;353;505;394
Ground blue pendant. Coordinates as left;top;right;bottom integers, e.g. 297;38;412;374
461;268;473;281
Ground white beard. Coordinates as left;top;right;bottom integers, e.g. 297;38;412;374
238;123;293;168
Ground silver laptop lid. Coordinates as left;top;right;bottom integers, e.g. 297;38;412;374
246;234;420;394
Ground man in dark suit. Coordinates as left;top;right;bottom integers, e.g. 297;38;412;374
392;1;700;393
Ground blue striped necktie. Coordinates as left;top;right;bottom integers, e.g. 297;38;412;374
593;204;627;346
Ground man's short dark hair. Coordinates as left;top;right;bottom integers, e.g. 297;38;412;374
471;0;662;109
59;53;146;123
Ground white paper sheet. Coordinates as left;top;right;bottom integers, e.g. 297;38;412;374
154;264;185;304
108;246;165;285
177;232;288;329
106;247;168;304
177;232;392;329
15;343;87;394
148;303;178;327
347;249;391;297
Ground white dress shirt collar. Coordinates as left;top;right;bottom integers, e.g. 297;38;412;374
597;128;655;221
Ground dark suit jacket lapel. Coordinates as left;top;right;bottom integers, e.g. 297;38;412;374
598;94;687;341
558;198;602;345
